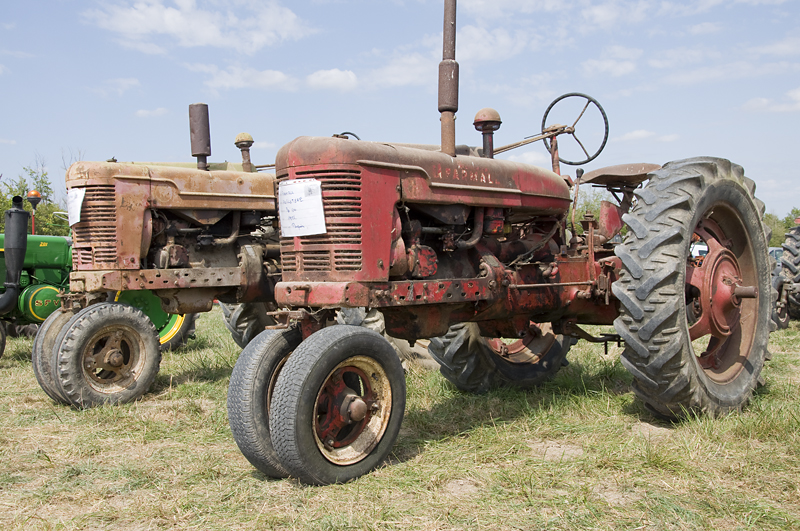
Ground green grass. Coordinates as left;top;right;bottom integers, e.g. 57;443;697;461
1;309;798;530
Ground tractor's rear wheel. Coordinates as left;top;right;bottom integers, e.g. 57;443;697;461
31;309;74;405
56;302;161;408
613;157;772;418
270;326;406;485
227;327;301;478
220;302;276;349
427;322;573;394
779;225;800;320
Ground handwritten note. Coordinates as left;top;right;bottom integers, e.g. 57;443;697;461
67;188;86;226
279;179;327;237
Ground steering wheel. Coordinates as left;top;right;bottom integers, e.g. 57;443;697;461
541;93;609;166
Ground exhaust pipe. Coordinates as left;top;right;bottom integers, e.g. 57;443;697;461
0;196;30;315
189;103;212;171
439;0;459;157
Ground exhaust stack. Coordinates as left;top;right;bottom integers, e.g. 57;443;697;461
438;0;459;157
189;103;212;171
0;196;29;315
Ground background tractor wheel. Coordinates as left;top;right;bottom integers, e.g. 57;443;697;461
613;157;772;418
158;313;197;350
779;226;800;320
270;326;406;485
337;308;439;370
227;327;301;479
0;322;5;360
219;302;276;349
428;322;574;394
56;302;161;408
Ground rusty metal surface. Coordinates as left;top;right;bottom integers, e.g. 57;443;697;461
70;266;245;293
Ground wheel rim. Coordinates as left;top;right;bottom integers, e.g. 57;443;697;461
158;314;185;344
485;323;557;364
313;355;393;466
81;325;146;393
685;212;759;384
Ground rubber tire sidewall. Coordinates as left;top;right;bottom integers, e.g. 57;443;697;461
56;302;162;408
270;325;406;485
227;327;301;478
31;309;74;405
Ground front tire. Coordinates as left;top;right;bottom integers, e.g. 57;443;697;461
56;302;162;408
270;326;406;485
31;309;74;405
227;327;301;478
428;322;574;394
613;157;771;418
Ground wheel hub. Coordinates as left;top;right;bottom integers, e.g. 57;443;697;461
687;227;757;342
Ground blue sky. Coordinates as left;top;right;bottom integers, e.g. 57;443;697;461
1;0;799;217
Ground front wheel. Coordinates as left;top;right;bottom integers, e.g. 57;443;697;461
613;157;772;418
56;302;162;408
227;327;301;478
428;322;574;394
270;326;406;485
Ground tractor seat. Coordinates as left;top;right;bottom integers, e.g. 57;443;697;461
580;163;661;187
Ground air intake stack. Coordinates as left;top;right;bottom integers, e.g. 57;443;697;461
438;0;459;157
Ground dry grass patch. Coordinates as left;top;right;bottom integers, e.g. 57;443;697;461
0;312;798;530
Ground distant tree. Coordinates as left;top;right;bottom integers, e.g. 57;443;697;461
764;212;786;247
782;207;800;230
570;187;613;235
0;159;69;236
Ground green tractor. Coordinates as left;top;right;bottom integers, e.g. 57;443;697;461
0;200;196;359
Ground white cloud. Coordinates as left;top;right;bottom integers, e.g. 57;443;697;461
689;22;721;35
306;69;358;91
457;26;532;63
0;138;16;145
186;64;297;91
0;64;6;75
136;107;169;118
582;45;642;77
581;1;651;28
754;36;800;56
504;149;551;166
366;53;437;88
460;0;567;19
743;86;800;112
648;48;716;69
252;141;276;150
83;0;314;55
614;130;655;141
612;130;679;142
665;60;800;85
95;77;141;97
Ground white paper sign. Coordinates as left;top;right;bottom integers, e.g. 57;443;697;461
279;179;327;237
67;188;86;227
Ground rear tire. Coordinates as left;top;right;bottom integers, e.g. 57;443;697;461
428;322;574;394
56;302;161;408
270;326;406;485
0;322;6;360
613;157;771;418
227;327;301;478
220;302;276;349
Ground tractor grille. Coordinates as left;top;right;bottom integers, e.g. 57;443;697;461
71;185;117;268
279;169;363;276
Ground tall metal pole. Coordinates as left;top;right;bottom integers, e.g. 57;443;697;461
438;0;459;157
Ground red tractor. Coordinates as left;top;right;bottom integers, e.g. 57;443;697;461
227;0;774;485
